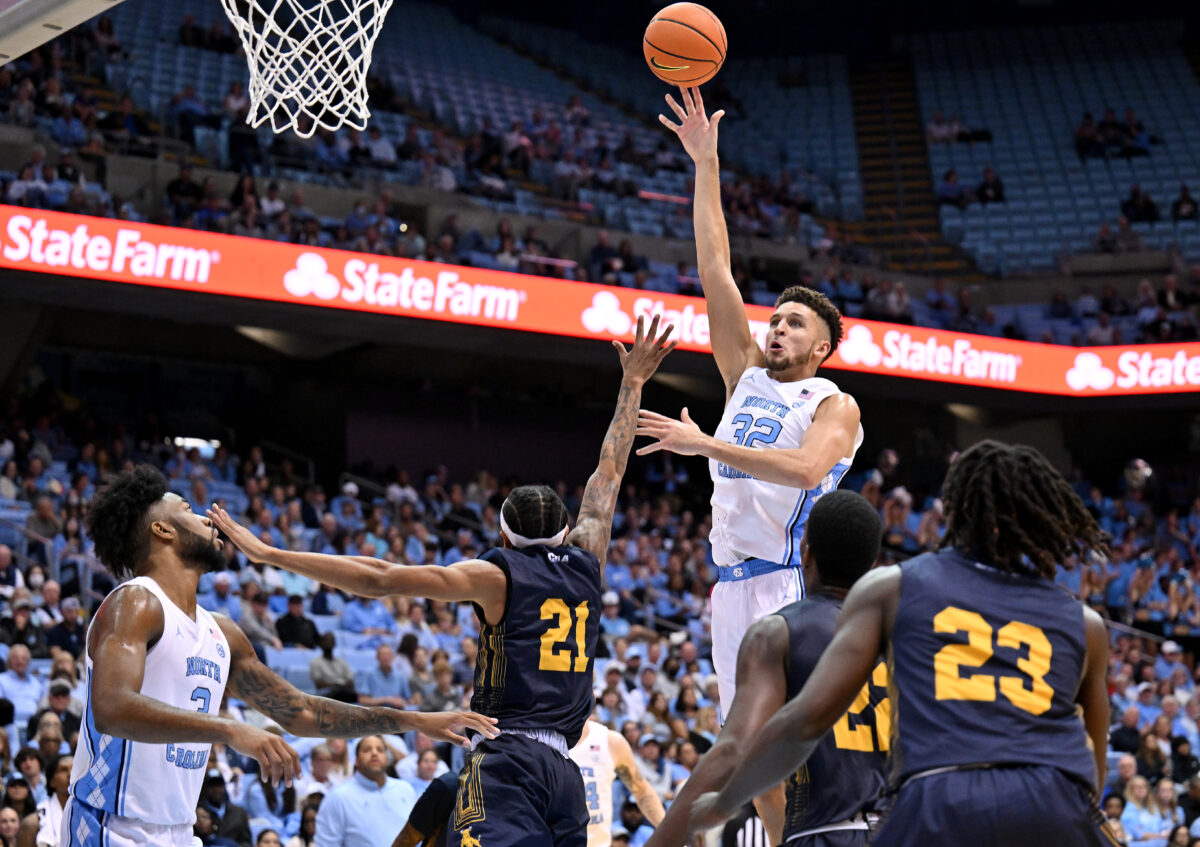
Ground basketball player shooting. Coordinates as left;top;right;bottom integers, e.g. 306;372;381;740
639;86;862;844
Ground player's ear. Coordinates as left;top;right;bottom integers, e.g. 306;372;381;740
150;517;176;542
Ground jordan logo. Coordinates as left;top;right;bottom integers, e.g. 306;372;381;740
460;828;481;847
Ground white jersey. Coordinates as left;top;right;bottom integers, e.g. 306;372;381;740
569;721;616;847
709;369;863;567
69;576;231;827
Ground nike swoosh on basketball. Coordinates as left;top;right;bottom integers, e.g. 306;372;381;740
650;56;690;71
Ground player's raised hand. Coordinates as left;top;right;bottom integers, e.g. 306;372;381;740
227;723;303;788
636;407;706;457
407;710;500;748
207;503;275;563
659;86;724;163
614;314;677;384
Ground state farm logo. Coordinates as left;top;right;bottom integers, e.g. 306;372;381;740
1065;353;1115;391
837;325;883;366
578;291;768;347
1066;349;1200;392
581;291;632;335
836;325;1020;383
1;213;218;283
280;253;526;321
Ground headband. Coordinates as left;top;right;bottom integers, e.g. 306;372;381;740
499;510;568;548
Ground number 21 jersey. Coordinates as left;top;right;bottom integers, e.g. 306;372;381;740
70;575;230;826
471;545;601;748
709;369;862;568
888;549;1095;788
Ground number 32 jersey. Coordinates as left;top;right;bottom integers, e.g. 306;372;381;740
889;549;1096;789
70;575;231;826
709;369;863;568
471;545;601;748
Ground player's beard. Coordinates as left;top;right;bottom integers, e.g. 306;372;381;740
177;522;226;574
765;341;818;375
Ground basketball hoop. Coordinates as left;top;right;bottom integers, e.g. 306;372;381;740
219;0;395;138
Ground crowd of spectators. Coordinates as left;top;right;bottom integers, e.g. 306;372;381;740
936;166;1006;208
1075;108;1161;161
0;363;1197;844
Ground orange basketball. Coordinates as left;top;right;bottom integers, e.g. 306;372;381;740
643;3;727;86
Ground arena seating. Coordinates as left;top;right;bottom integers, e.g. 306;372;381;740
912;21;1200;273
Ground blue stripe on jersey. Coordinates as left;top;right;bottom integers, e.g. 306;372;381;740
786;462;852;566
73;669;129;815
783;490;808;566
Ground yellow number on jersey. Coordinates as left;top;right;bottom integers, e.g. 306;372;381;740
539;598;591;672
932;605;1054;716
833;661;890;752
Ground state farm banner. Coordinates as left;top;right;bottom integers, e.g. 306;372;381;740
1;205;1198;397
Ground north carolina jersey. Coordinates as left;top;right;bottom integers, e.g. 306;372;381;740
709;369;862;567
569;721;615;847
70;576;231;827
889;549;1096;789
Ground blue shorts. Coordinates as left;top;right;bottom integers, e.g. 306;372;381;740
452;733;587;847
874;766;1118;847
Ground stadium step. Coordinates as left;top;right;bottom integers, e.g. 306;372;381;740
850;56;977;278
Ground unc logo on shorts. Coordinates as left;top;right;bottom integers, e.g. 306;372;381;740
733;567;744;579
216;643;225;658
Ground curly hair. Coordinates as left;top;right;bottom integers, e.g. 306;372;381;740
501;485;568;545
775;285;844;361
84;464;168;580
942;440;1108;579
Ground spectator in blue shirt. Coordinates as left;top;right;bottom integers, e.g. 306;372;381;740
339;596;396;636
600;591;631;641
1135;682;1164;729
358;644;411;709
198;572;242;623
1158;642;1190;682
936;169;970;209
314;735;415;847
0;645;46;729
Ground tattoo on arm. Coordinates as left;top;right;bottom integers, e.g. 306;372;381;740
569;381;642;558
231;659;401;738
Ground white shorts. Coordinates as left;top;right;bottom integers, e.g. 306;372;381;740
710;567;804;720
61;799;198;847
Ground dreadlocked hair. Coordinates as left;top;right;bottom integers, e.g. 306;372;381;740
776;285;844;360
84;464;169;580
942;440;1108;579
502;485;568;543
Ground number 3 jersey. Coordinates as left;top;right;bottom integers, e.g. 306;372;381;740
709;369;863;568
889;549;1095;789
70;575;230;826
471;545;601;748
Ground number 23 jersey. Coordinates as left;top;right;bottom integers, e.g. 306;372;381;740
889;549;1096;789
708;369;863;568
471;544;601;748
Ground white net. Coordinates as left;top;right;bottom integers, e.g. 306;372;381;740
219;0;395;138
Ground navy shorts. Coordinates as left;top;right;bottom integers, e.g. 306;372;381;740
451;733;587;847
872;766;1119;847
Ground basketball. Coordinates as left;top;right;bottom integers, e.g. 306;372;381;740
643;3;727;86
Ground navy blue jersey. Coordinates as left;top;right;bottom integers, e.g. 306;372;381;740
472;544;602;748
779;594;888;838
889;549;1096;788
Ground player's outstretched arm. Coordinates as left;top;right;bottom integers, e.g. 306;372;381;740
645;616;789;847
638;394;861;490
567;315;676;563
216;614;497;748
87;585;302;786
686;567;898;838
611;728;667;829
213;614;494;743
660;86;761;395
1077;606;1111;793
